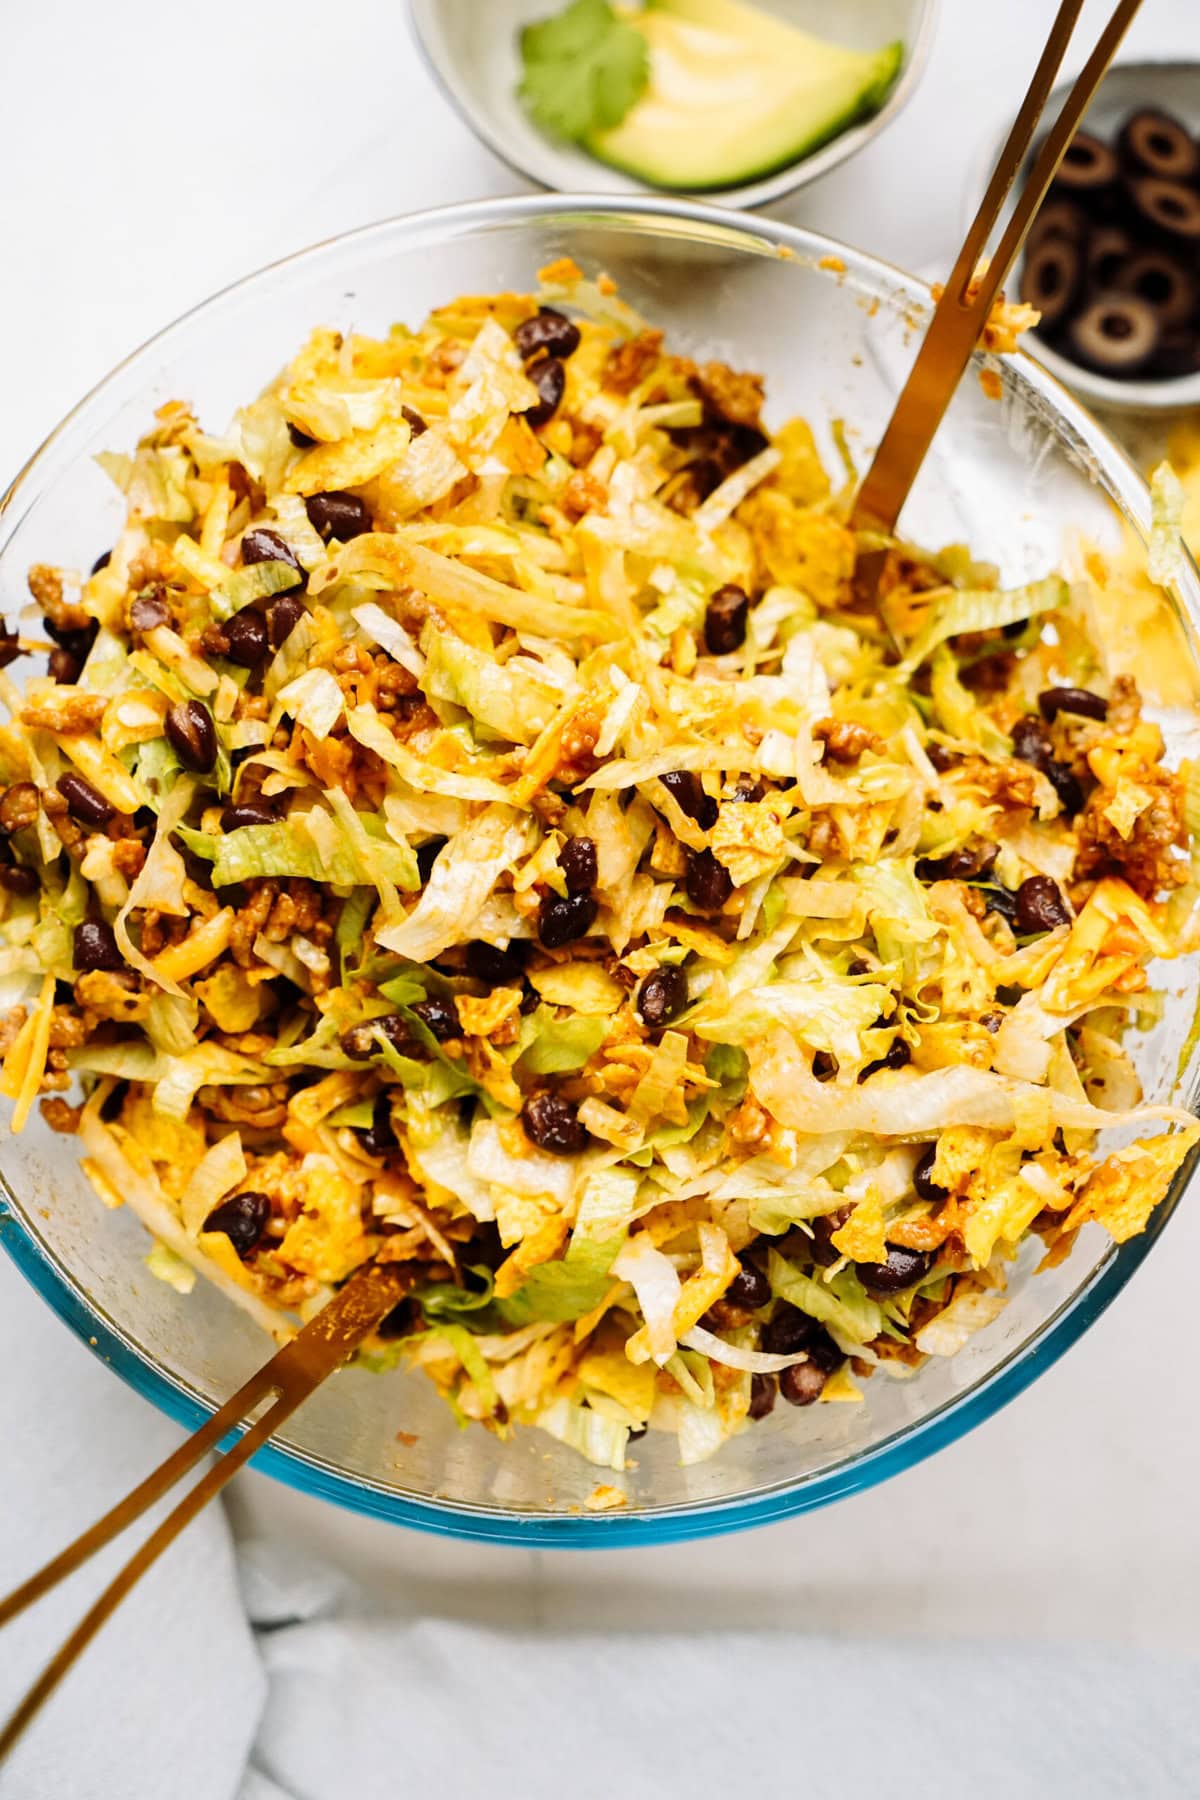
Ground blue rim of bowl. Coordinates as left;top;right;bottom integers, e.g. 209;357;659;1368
404;0;941;212
1;191;1197;1547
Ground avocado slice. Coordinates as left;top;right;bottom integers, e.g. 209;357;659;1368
586;0;903;191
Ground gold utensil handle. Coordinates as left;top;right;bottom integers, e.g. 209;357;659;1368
852;0;1143;537
0;1258;409;1762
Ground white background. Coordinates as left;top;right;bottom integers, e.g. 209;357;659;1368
1;0;1199;1646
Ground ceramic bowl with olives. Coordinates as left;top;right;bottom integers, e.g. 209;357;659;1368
975;61;1200;412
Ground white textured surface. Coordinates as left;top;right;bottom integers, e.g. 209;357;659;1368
2;0;1200;1761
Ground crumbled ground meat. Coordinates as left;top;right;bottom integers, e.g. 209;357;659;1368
137;909;190;957
40;1095;82;1133
261;880;328;945
111;838;147;879
1076;762;1188;897
603;329;665;395
48;1006;89;1050
0;1006;26;1055
0;784;40;835
689;360;766;430
554;705;604;787
19;691;107;735
1106;673;1142;736
199;1083;291;1128
28;564;91;634
815;718;884;763
560;470;608;521
230;882;279;966
955;754;1040;814
40;787;84;853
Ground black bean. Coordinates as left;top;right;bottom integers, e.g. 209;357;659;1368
91;550;112;575
466;939;529;985
915;845;994;882
413;995;461;1043
637;964;689;1028
913;1143;948;1204
704;584;750;655
515;307;581;362
762;1302;818;1357
0;865;38;896
558;835;597;896
859;1037;911;1081
224;606;270;668
361;1091;398;1157
74;919;123;974
521;1090;589;1154
981;885;1019;924
1039;685;1108;722
811;1050;838;1083
525;357;566;428
165;700;218;774
1015;874;1071;934
855;1244;933;1296
129;591;170;633
659;768;718;830
340;1014;410;1060
748;1372;777;1420
57;772;114;828
287;422;317;448
416;837;447;884
377;1297;416;1339
1045;760;1084;816
686;848;732;912
779;1360;830;1407
726;1255;770;1311
0;622;21;669
538;891;597;949
203;1190;270;1258
401;405;428;437
48;648;82;684
241;527;303;579
728;779;764;802
305;490;372;542
1011;715;1054;768
267;591;307;650
925;742;959;772
810;1206;851;1267
44;614;98;659
221;799;281;830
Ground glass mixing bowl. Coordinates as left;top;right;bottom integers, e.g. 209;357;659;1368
2;196;1199;1547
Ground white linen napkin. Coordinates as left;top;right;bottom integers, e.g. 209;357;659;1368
0;1256;263;1800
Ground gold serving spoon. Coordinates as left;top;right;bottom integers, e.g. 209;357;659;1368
0;0;1144;1765
852;0;1142;545
0;1258;408;1760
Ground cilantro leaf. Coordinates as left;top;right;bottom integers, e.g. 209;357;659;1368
518;0;650;143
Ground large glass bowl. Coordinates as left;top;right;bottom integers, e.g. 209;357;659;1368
2;196;1198;1547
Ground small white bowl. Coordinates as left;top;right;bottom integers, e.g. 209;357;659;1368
968;59;1200;415
410;0;938;210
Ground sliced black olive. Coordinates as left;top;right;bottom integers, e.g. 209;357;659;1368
1020;238;1083;332
1118;108;1200;184
1028;197;1089;251
1067;294;1160;376
1126;177;1200;248
1116;249;1198;332
1051;130;1119;200
1086;224;1135;292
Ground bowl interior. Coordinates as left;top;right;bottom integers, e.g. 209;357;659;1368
3;198;1200;1543
409;0;935;209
